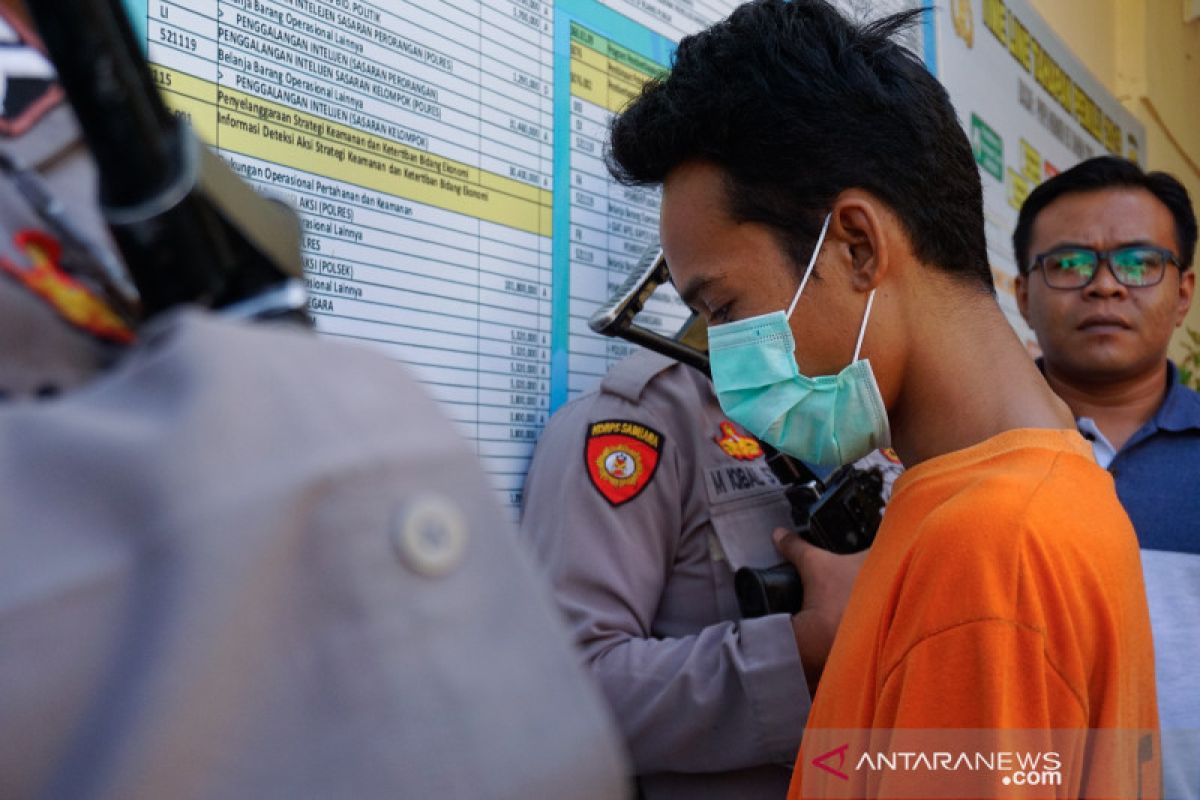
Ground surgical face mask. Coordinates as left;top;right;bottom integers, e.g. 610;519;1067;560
707;213;891;467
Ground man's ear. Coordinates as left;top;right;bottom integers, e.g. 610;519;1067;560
829;190;890;293
1015;272;1032;324
1174;269;1195;326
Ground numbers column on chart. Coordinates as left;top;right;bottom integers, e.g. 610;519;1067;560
145;0;555;519
476;0;554;512
565;23;690;399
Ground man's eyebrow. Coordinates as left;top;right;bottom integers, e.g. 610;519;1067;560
1111;239;1162;250
1041;239;1159;252
676;275;719;310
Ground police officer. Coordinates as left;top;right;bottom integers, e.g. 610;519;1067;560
520;348;897;798
0;1;131;397
0;3;629;796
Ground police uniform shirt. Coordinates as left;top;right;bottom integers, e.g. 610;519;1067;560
0;9;127;398
0;310;631;799
0;10;630;792
520;349;811;799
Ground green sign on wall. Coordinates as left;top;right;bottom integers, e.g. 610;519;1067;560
971;113;1004;182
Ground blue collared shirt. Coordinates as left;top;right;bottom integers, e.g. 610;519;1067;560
1076;361;1200;555
1075;361;1200;800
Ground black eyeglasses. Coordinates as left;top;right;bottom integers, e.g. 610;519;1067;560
1030;245;1180;289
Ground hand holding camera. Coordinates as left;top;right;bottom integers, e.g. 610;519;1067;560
772;526;868;691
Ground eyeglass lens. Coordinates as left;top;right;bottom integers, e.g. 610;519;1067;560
1041;247;1168;288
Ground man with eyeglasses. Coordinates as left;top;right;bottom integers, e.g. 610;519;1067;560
1014;155;1199;800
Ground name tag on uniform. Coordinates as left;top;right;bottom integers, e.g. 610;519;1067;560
704;462;782;505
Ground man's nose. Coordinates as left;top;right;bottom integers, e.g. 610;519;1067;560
1083;260;1130;299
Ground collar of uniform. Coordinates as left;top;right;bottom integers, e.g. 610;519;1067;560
0;101;77;172
1151;360;1200;434
889;427;1093;504
1034;357;1200;440
599;349;678;403
1075;416;1117;468
0;7;71;166
1104;361;1200;458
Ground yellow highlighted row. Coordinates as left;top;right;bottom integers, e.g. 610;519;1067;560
1019;137;1041;183
570;46;652;114
152;65;551;236
569;22;665;115
569;22;663;80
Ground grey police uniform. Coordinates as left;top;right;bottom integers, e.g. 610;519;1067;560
1;312;631;799
520;349;811;798
0;18;124;397
0;25;630;798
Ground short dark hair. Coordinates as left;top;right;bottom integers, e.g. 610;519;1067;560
606;0;992;292
1012;156;1197;274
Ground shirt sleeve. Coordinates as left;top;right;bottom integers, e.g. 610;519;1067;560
519;399;809;775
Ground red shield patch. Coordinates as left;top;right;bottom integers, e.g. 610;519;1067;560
585;419;663;507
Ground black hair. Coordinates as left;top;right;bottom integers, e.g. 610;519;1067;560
606;0;992;292
1012;155;1197;273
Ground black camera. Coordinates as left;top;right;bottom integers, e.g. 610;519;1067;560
733;458;885;618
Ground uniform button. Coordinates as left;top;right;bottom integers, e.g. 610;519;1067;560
392;495;468;577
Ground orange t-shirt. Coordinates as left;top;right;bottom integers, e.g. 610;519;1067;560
790;429;1159;799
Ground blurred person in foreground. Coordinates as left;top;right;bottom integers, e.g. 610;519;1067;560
1015;155;1198;800
606;0;1160;796
0;1;629;796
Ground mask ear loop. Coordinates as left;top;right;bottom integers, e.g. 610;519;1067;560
786;212;832;320
852;289;877;362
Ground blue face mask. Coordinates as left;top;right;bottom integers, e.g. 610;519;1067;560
707;214;891;467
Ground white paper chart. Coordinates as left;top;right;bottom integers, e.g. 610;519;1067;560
120;0;1142;518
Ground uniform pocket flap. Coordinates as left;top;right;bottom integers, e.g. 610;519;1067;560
707;489;794;571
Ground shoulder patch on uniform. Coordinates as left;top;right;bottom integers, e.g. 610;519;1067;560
0;10;63;137
584;419;663;506
0;229;133;343
713;420;764;460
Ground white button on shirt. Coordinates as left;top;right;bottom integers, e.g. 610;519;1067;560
1076;416;1117;468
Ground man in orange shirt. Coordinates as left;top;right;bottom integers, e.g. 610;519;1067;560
605;0;1160;796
